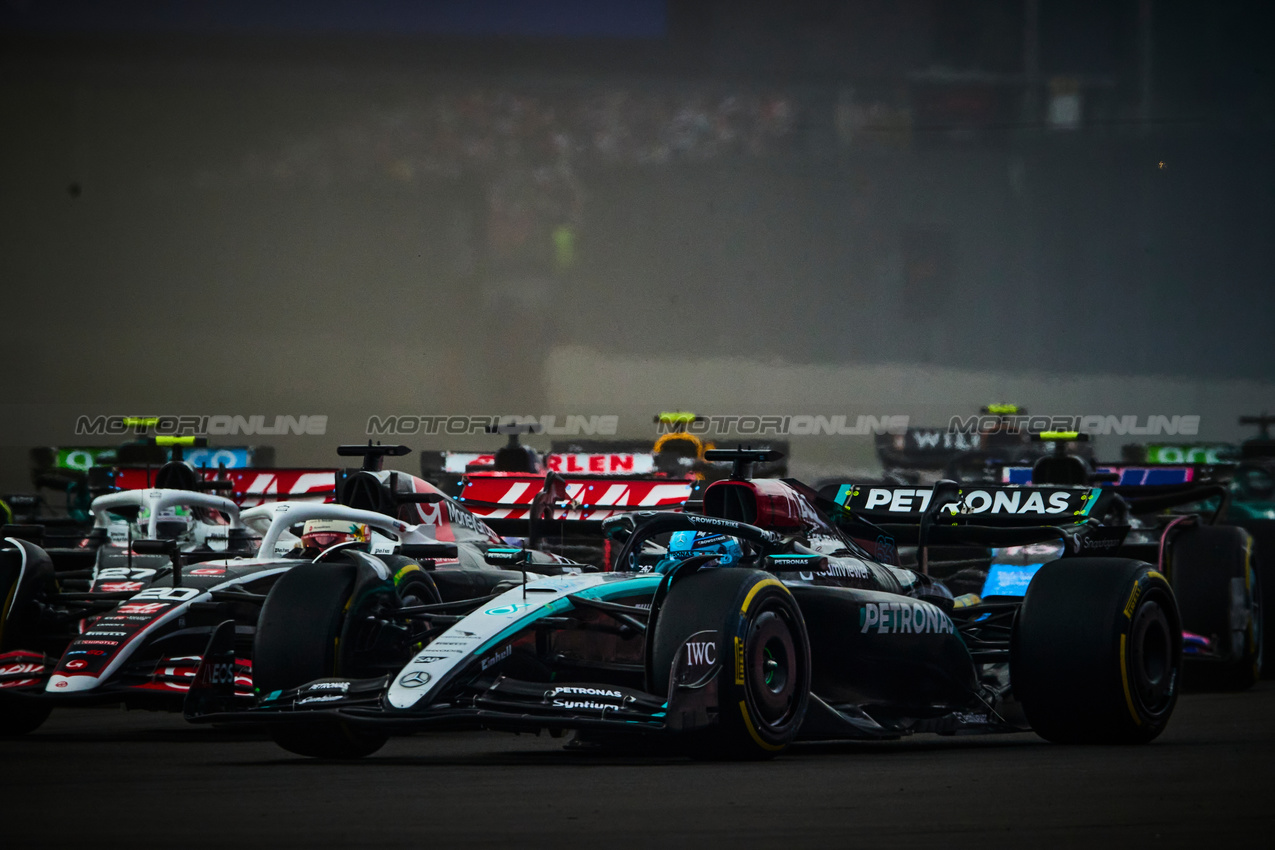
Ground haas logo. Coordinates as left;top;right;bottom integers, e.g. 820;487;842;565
119;602;166;615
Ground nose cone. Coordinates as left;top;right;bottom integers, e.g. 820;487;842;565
46;674;99;693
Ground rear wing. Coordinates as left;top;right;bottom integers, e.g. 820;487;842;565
996;463;1233;523
875;428;1097;472
1133;443;1237;464
831;482;1113;526
998;463;1234;486
421;449;658;477
108;467;337;506
821;481;1112;573
457;472;693;535
874;429;985;470
30;444;270;478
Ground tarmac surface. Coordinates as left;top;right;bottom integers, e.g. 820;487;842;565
3;684;1272;849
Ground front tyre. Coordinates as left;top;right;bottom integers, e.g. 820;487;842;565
253;563;387;759
1012;559;1180;744
0;541;57;736
652;568;811;759
0;694;52;738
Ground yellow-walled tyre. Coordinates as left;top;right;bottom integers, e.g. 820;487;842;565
652;568;810;759
1012;559;1180;744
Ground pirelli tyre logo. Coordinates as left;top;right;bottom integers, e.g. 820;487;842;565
859;600;954;635
734;636;745;685
1123;581;1143;619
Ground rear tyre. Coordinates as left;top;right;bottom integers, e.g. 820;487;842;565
253;563;387;759
1233;519;1275;680
1012;559;1180;744
652;568;810;759
1169;525;1261;690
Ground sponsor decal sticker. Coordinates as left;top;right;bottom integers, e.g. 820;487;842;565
817;560;872;581
852;487;1077;515
298;694;343;705
685;639;716;667
552;699;622;711
859;600;954;635
546;686;624;700
480;645;513;671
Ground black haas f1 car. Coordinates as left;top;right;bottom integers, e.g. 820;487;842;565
0;444;583;736
185;449;1182;760
445;422;696;566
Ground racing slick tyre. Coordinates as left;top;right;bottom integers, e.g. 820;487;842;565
652;568;810;760
1233;519;1275;680
0;541;56;736
0;693;50;738
254;562;391;759
1168;525;1261;690
1012;559;1180;744
377;556;443;607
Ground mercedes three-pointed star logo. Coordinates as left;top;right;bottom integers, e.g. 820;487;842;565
398;670;432;688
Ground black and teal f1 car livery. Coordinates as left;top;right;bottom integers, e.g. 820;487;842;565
0;444;583;737
838;476;1261;691
186;451;1183;759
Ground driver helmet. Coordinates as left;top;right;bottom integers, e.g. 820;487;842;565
667;530;744;566
654;432;713;476
1234;466;1274;501
137;505;194;541
301;519;370;552
654;432;705;460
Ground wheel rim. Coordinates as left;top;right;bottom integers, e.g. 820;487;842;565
1129;597;1175;714
746;609;799;726
398;584;432;609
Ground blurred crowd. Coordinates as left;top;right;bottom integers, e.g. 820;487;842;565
201;85;798;279
222;86;800;189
